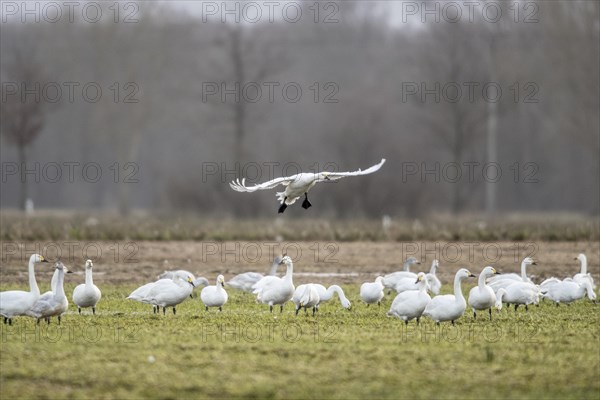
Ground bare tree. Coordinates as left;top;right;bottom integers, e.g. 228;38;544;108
0;46;50;210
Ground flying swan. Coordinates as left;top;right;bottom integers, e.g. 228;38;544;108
229;158;386;213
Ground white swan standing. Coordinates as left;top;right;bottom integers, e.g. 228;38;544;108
72;260;102;315
144;275;195;315
360;277;385;307
227;256;282;292
468;266;500;320
387;272;431;325
253;255;295;312
542;279;596;305
382;257;420;292
230;159;386;213
488;257;536;293
292;284;320;316
26;262;69;325
423;268;476;325
200;275;228;312
426;259;442;295
573;253;596;289
0;254;49;325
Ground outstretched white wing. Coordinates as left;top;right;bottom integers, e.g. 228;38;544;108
323;158;386;181
229;175;298;192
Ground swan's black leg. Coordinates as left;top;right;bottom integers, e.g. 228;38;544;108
525;304;529;312
36;318;40;326
436;321;440;326
301;193;312;209
514;304;519;312
451;320;455;326
78;307;81;314
377;301;381;308
489;308;493;320
93;307;96;315
278;198;288;213
219;306;222;312
312;306;316;316
58;315;61;325
163;307;166;315
3;317;7;324
173;307;176;315
416;317;420;326
280;304;284;313
473;311;477;320
8;318;12;326
269;305;273;313
404;320;409;326
295;306;300;316
205;306;208;311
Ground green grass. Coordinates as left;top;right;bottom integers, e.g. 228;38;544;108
1;284;598;399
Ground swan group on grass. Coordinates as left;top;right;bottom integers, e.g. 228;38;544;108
0;252;596;326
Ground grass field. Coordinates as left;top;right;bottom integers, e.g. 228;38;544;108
0;283;598;399
1;237;599;399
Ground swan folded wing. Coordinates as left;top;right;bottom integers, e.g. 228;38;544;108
323;158;386;181
229;175;297;192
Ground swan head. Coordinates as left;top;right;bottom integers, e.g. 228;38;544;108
375;276;384;284
495;288;507;310
575;253;586;263
341;298;352;310
406;257;420;266
457;268;476;280
186;276;195;287
482;266;500;277
54;261;72;273
279;255;293;266
415;272;426;284
522;257;537;266
320;172;332;181
31;254;48;263
85;259;94;269
217;275;225;287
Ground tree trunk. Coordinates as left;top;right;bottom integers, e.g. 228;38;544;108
18;143;27;211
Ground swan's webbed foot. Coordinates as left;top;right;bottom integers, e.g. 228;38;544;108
301;193;312;210
278;198;288;213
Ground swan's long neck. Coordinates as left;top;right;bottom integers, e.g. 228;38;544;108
579;256;587;274
520;261;528;280
85;267;94;287
497;289;506;303
403;261;410;272
430;263;437;275
284;263;293;282
419;280;428;293
28;256;40;296
478;272;488;290
267;260;279;276
55;268;65;297
50;268;59;292
326;285;347;303
453;275;465;302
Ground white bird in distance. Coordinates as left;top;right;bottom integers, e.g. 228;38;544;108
229;158;386;213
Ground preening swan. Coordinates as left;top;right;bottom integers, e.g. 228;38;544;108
0;254;49;325
542;279;596;305
200;275;228;312
488;257;536;293
230;159;386;213
159;270;210;290
253;255;295;312
292;284;320;316
468;266;500;320
227;256;282;292
423;268;475;325
26;262;69;325
144;275;195;315
382;257;420;292
72;260;102;315
387;272;431;325
360;276;385;307
499;280;541;311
